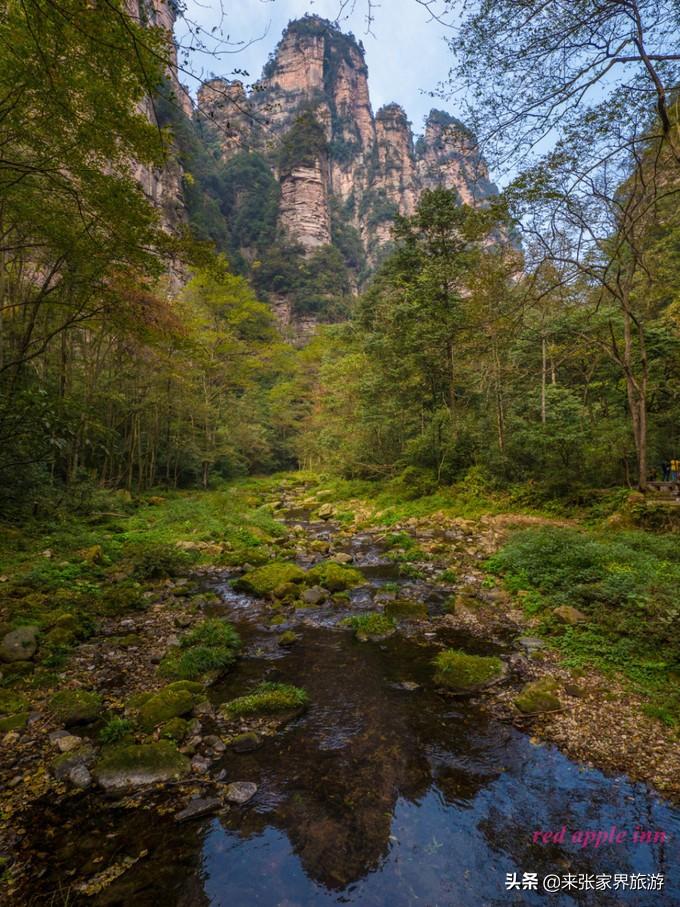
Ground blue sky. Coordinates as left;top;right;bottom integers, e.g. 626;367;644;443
176;0;461;140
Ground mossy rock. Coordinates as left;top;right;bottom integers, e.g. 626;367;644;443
233;563;306;598
0;689;28;717
220;682;308;718
272;581;301;600
160;716;189;742
44;627;75;648
270;615;285;626
0;711;29;732
50;689;102;726
433;649;505;691
51;743;96;781
135;683;203;732
94;741;190;792
343;612;395;642
306;562;363;592
515;677;562;714
278;631;297;647
385;599;428;621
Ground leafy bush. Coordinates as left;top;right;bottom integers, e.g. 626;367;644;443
128;543;196;580
99;716;133;744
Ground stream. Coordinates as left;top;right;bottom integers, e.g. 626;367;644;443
22;505;680;905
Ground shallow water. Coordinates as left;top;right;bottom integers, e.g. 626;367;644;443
22;516;680;905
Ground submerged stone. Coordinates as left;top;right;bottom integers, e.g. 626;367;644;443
223;781;257;804
175;796;222;823
230;731;262;753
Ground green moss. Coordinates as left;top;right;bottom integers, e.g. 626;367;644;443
0;711;29;731
50;689;102;725
95;741;190;787
233;562;306;598
433;649;504;691
160;716;188;742
0;690;28;717
515;677;562;714
278;630;297;646
138;681;205;733
342;612;395;640
384;599;427;620
128;542;197;580
221;681;308;717
306;562;363;592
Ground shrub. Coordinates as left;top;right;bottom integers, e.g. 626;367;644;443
128;543;196;580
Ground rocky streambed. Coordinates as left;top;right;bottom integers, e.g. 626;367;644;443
2;488;680;904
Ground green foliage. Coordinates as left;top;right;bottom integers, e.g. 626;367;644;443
99;717;133;744
129;543;196;580
279;111;328;176
488;526;680;719
159;619;241;681
342;612;395;638
221;681;308;716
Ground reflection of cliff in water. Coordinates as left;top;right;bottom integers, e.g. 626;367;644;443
210;626;497;890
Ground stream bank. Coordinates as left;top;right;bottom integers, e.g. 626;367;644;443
1;479;679;904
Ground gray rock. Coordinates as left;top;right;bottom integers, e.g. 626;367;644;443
175;796;222;823
223;781;257;805
330;553;353;564
49;729;71;744
0;626;39;663
204;735;226;753
518;636;546;654
56;734;83;753
191;755;212;774
52;744;96;782
392;681;421;692
301;585;327;606
69;764;92;790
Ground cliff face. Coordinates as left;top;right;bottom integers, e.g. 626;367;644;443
196;15;495;262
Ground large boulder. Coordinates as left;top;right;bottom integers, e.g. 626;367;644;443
94;741;190;793
0;626;39;663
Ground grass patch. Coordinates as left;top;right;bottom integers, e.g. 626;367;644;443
486;525;680;721
221;681;308;717
342;612;395;639
159;619;240;681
